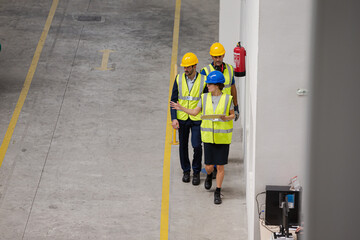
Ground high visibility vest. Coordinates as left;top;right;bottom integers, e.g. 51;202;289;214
202;63;234;95
200;93;233;144
176;73;206;121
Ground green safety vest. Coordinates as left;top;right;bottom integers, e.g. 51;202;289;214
176;73;206;121
202;63;234;95
200;93;233;144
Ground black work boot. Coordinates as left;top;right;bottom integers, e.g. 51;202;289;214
214;188;222;204
182;171;190;183
204;172;213;190
212;167;217;179
192;172;200;185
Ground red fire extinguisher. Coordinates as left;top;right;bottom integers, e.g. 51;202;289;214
234;41;246;77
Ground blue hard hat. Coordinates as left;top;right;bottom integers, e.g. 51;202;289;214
206;70;225;84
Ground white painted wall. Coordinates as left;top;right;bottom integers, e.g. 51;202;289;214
219;0;245;138
220;0;312;239
219;0;241;65
253;1;312;239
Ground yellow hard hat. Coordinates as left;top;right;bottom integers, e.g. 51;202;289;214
209;42;225;56
180;52;198;67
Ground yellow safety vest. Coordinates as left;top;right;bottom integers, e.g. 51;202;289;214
200;93;233;144
202;63;234;95
176;73;206;121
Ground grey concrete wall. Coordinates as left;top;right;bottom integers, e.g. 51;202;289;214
305;1;360;239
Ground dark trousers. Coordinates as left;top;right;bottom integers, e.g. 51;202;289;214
178;119;202;174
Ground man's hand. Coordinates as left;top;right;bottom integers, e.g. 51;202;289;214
170;101;181;110
172;119;179;129
234;105;240;121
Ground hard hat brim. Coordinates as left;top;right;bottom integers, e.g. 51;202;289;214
180;63;197;67
209;51;225;57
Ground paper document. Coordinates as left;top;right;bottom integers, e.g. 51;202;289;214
201;114;225;120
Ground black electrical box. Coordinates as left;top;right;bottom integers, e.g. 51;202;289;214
265;185;301;226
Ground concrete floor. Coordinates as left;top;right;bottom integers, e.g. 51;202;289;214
0;0;247;239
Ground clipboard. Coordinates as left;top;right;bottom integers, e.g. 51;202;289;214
201;114;225;120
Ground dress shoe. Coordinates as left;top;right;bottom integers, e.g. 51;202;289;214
182;171;190;183
192;172;200;185
204;172;213;190
214;190;222;204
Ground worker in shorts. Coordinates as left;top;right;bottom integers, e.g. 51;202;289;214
171;71;235;204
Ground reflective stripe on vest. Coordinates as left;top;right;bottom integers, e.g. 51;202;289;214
200;93;233;144
203;64;234;95
176;73;206;121
200;128;233;134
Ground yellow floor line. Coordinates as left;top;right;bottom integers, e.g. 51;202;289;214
0;0;59;168
160;0;181;239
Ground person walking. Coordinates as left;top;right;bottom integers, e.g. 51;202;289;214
170;52;207;185
170;71;235;204
201;42;239;121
